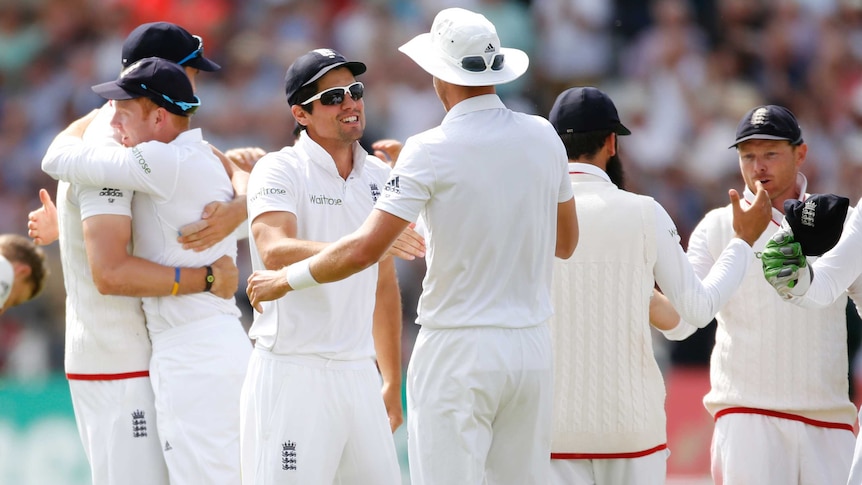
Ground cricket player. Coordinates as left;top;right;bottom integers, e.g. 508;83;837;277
685;105;857;484
41;57;251;485
246;8;579;485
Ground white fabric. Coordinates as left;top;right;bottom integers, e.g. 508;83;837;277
550;163;751;456
375;94;572;329
0;254;14;309
150;317;251;485
549;450;669;485
239;349;400;485
788;195;862;308
711;413;853;485
245;134;390;359
407;324;553;485
42;128;241;336
398;8;528;87
68;377;169;485
687;175;857;426
54;103;151;375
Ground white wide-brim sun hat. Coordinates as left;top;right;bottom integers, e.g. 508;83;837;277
398;8;529;87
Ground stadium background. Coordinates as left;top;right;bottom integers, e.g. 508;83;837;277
2;0;862;483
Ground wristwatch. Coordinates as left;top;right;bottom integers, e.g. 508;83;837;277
205;265;214;292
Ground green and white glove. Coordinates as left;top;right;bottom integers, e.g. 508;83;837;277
762;220;812;298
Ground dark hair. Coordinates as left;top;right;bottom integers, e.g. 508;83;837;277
558;130;613;160
292;81;319;133
0;234;49;301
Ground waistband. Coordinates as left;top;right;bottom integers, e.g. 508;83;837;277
66;370;150;381
551;443;668;460
252;347;375;370
714;407;855;432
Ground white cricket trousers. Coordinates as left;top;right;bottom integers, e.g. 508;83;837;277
407;323;553;485
711;412;854;485
149;317;252;485
239;348;401;485
68;376;169;485
549;450;669;485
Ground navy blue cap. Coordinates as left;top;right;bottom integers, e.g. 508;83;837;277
783;194;849;256
549;87;631;135
731;105;803;148
122;22;220;72
92;57;200;117
284;49;366;106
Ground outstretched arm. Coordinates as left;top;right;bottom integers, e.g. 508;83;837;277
247;209;409;312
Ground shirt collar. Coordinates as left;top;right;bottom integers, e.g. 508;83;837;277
442;94;506;124
568;162;611;183
296;132;369;177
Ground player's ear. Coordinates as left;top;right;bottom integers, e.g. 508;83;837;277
291;104;309;129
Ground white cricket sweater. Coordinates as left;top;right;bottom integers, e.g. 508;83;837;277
688;182;857;426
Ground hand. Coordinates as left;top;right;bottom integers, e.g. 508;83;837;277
27;188;59;245
64;109;99;138
246;268;290;313
178;200;245;251
762;222;811;297
209;255;239;299
225;147;266;172
381;381;404;433
371;139;403;167
385;223;425;260
731;180;771;246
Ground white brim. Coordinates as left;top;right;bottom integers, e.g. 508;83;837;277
398;33;528;87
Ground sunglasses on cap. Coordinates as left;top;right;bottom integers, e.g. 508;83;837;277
140;83;201;115
458;53;505;73
177;35;203;66
300;82;364;106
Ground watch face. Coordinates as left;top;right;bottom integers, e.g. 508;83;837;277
206;275;215;283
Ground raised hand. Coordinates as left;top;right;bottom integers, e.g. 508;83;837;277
731;180;771;246
27;188;59;246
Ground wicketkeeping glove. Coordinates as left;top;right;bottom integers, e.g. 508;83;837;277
762;219;810;297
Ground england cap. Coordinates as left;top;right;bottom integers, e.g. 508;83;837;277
731;105;803;148
284;49;366;106
92;57;200;117
549;87;631;135
783;194;849;256
122;22;220;72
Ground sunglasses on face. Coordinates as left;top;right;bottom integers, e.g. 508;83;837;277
300;81;364;106
140;83;201;115
459;53;505;73
177;35;203;66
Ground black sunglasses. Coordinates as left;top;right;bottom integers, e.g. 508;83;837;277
300;82;364;106
460;54;505;73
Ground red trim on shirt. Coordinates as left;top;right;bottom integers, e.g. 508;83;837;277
551;443;667;460
714;407;854;432
569;171;588;175
66;370;150;381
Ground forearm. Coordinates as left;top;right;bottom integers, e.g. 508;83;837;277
92;256;207;297
373;258;403;389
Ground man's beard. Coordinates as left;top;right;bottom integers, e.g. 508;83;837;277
606;154;626;190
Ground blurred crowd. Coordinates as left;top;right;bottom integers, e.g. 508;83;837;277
3;0;862;378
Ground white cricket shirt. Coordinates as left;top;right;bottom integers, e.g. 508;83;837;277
375;94;573;329
246;134;390;359
43;128;241;336
55;104;151;376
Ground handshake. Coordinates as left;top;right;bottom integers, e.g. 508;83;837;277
762;194;849;298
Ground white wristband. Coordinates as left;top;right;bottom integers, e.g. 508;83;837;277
285;259;319;291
